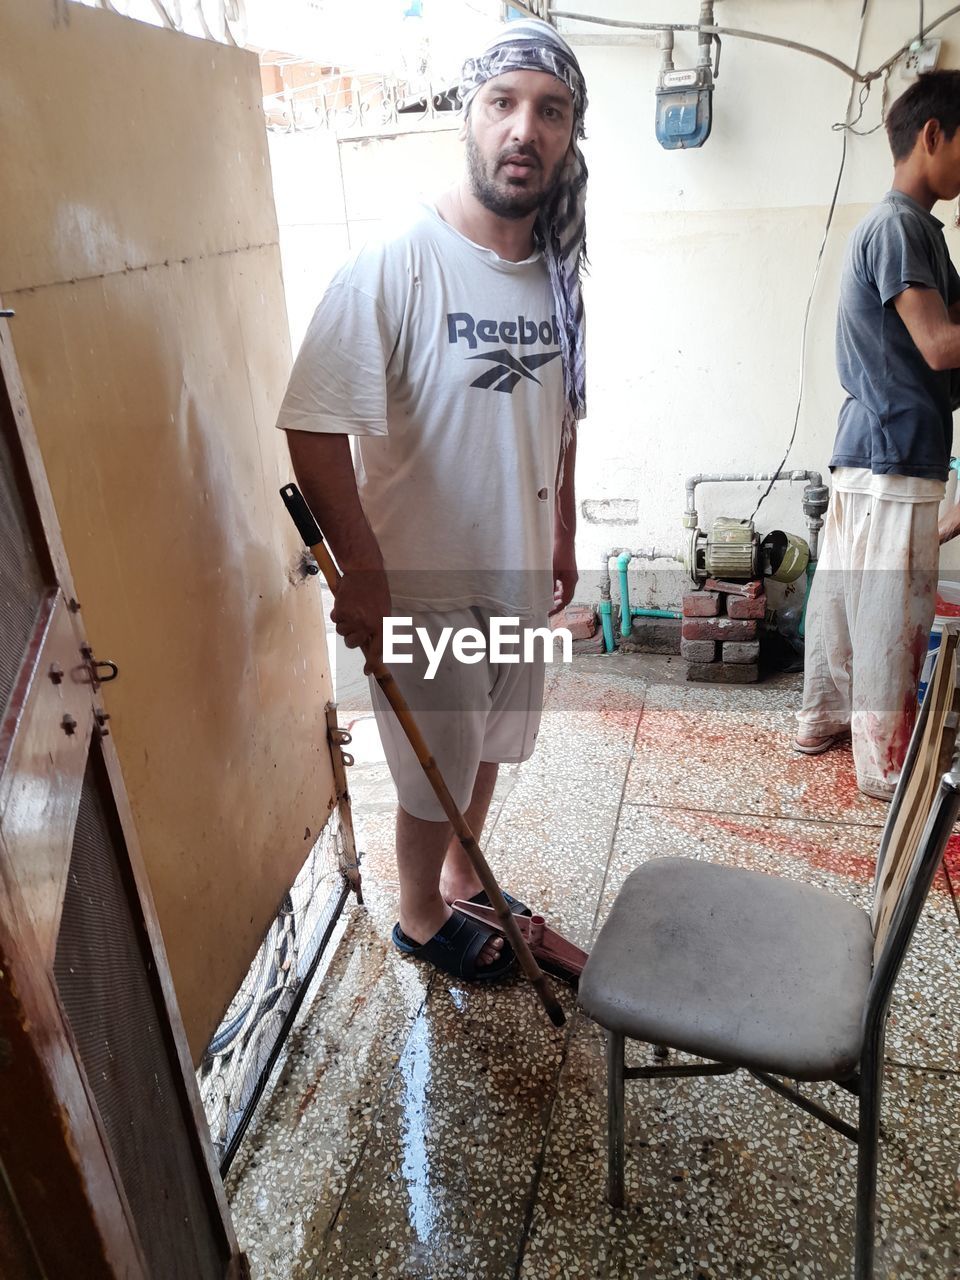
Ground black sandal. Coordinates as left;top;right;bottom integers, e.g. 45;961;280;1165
466;888;533;917
392;909;516;982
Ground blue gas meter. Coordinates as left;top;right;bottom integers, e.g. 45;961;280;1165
655;66;713;150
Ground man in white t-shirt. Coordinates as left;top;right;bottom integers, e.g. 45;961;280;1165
277;19;589;980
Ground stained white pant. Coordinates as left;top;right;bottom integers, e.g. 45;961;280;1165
798;487;938;794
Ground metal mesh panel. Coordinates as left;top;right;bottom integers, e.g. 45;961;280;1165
199;813;349;1169
0;407;48;725
54;753;229;1280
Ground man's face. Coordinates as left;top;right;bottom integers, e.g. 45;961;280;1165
931;124;960;202
465;70;575;220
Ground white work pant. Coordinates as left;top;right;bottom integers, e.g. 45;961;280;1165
797;487;938;795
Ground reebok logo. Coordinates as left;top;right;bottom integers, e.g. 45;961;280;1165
466;349;561;393
447;311;560;350
447;311;561;394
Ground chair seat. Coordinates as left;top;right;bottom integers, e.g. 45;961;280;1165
579;858;874;1080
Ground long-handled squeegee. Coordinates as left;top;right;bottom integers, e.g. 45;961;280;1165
280;483;566;1028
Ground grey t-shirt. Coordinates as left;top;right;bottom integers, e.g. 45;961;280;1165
831;190;960;480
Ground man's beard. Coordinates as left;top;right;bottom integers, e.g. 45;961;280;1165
465;130;565;220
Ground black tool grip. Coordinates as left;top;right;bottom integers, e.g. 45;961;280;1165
280;483;324;547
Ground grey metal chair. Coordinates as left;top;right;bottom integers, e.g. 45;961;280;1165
578;625;960;1280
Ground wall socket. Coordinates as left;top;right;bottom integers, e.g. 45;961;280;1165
904;38;941;76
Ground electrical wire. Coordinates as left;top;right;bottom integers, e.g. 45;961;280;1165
548;5;960;85
549;11;862;78
749;0;871;520
832;67;890;137
833;79;873;132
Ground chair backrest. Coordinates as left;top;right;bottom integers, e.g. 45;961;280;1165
871;622;960;965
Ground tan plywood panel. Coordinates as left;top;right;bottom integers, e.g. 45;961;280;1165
0;2;335;1057
0;0;277;295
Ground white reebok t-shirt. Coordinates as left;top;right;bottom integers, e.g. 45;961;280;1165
277;204;565;616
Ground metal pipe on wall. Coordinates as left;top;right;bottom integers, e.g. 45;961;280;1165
697;1;715;66
684;470;824;518
600;546;680;599
600;546;682;650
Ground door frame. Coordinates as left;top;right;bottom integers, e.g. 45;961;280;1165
0;307;247;1278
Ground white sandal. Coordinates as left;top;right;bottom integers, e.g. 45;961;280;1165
792;733;842;755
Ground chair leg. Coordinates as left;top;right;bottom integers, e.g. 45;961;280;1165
606;1030;625;1208
855;1045;884;1280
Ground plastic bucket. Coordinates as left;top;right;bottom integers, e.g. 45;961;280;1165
918;581;960;704
936;580;960;615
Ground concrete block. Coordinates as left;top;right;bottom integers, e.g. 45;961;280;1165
680;638;717;662
681;617;757;643
726;594;766;620
686;661;760;684
620;616;682;655
682;591;720;617
723;640;761;664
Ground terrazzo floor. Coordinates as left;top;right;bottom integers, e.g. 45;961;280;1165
226;653;960;1279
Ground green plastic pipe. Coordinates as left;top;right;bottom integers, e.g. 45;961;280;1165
617;551;682;637
600;598;616;653
617;552;632;636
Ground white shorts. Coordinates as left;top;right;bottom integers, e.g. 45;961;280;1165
370;607;548;821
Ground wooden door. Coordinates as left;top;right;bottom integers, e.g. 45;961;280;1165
0;0;337;1059
0;311;247;1276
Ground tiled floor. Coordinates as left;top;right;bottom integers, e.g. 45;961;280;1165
226;654;960;1279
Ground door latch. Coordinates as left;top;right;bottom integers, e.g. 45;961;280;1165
79;643;119;688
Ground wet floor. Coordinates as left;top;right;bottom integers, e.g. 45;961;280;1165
226;654;960;1279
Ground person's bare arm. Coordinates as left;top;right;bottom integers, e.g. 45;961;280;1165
938;505;960;545
551;432;578;616
896;290;960;544
286;430;391;667
894;286;960;371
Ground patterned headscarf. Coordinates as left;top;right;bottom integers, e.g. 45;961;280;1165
460;18;588;447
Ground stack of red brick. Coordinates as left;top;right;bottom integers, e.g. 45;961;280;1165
681;578;765;683
552;603;604;654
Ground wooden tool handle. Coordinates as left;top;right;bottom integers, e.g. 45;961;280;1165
280;483;565;1027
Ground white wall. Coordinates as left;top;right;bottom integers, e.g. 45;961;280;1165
269;1;960;613
564;0;960;603
269;125;462;351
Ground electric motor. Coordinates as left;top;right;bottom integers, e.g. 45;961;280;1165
687;516;760;585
